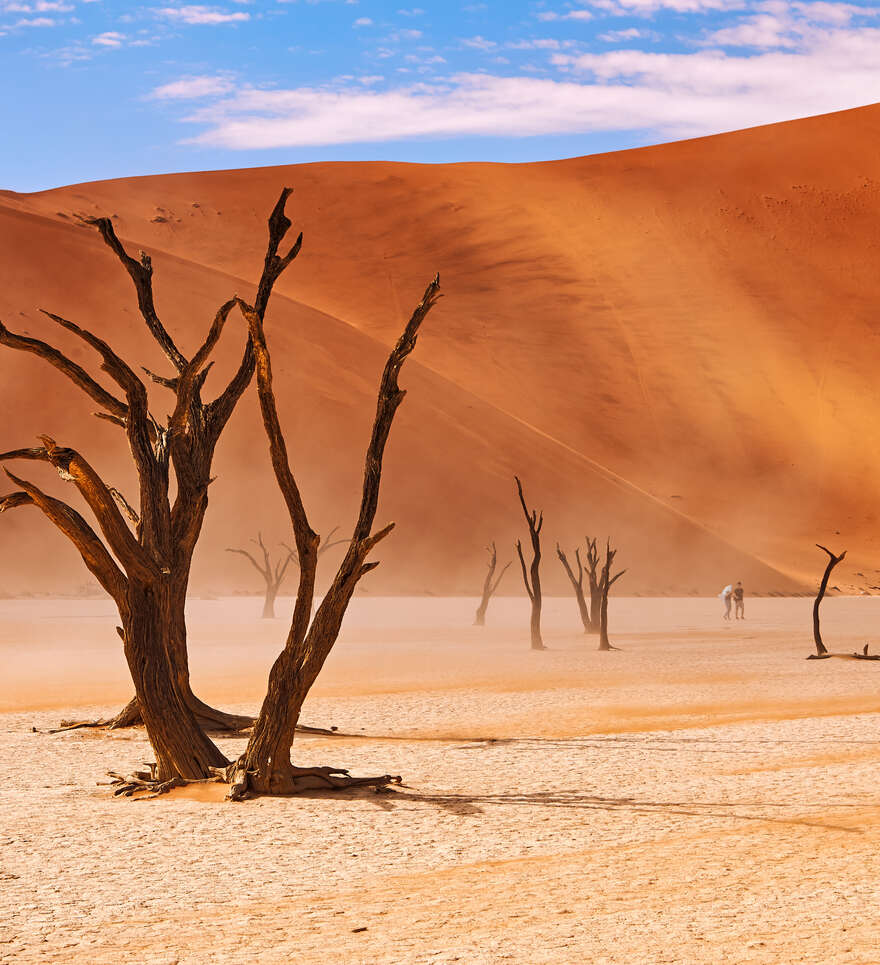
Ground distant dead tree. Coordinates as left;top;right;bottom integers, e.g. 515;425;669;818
0;190;303;780
474;541;511;626
209;275;442;798
227;527;345;619
597;540;626;652
584;537;602;633
811;543;845;657
807;544;879;661
557;542;594;633
514;476;546;650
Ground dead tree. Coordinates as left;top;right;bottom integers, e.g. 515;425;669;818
227;534;295;619
811;543;845;656
474;542;511;626
584;537;602;633
597;540;625;652
556;543;591;633
0;189;301;780
806;544;880;661
514;476;546;651
227;528;345;619
208;275;442;798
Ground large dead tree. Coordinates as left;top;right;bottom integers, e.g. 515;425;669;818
514;476;546;651
227;527;345;619
209;276;442;798
0;189;301;779
556;543;591;633
597;540;625;652
474;541;511;626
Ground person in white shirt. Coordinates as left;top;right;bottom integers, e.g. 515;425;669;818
719;584;733;620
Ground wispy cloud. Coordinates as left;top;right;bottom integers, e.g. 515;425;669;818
155;5;250;24
151;74;236;98
92;30;126;46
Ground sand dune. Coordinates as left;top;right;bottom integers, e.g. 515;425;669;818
6;105;880;595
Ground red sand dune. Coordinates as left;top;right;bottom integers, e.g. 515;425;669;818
4;104;880;596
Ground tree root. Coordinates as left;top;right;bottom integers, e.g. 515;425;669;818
53;697;341;736
101;764;226;800
807;651;880;661
209;760;404;801
101;761;402;802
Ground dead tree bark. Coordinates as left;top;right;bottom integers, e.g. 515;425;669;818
597;540;625;652
810;543;846;658
584;537;602;633
0;189;301;778
514;477;546;651
213;275;441;798
474;542;511;626
556;543;590;633
227;533;295;619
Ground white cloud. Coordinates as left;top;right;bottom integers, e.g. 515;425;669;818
461;34;496;50
151;74;236;98
589;0;743;11
537;10;593;21
353;15;371;25
92;30;125;45
156;5;249;24
703;13;798;48
1;1;72;9
600;27;647;41
169;23;880;149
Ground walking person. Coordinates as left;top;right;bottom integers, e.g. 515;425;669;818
733;581;745;620
719;583;733;620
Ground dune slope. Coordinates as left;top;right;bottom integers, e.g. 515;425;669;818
5;105;880;594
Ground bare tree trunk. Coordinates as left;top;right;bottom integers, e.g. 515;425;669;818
557;544;590;633
474;541;511;626
120;584;228;780
597;540;625;652
514;477;545;651
585;537;601;633
812;543;846;657
222;276;441;798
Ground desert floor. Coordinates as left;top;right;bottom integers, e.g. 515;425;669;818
2;595;880;964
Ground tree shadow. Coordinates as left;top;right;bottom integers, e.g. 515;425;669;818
375;787;869;831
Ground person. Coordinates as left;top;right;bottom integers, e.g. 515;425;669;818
733;581;744;620
719;584;733;620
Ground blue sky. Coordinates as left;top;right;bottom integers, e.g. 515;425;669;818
3;0;880;191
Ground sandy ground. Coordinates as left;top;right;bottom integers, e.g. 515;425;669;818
2;595;880;964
